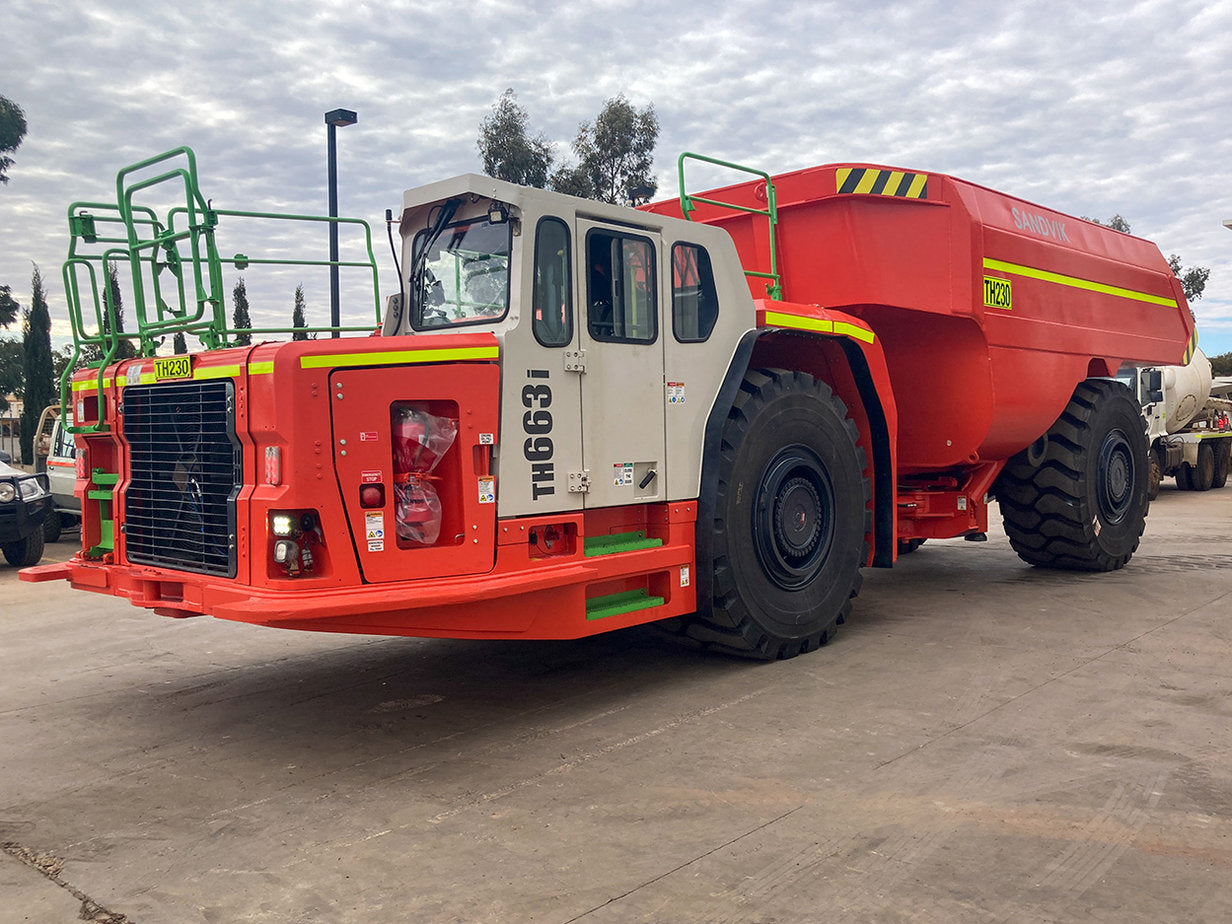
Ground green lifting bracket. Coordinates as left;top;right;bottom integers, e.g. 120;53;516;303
676;152;783;300
59;146;383;435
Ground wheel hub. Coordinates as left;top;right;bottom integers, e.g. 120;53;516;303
753;447;835;589
1097;429;1135;525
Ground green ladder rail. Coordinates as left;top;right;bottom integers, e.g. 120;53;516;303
59;146;383;434
676;152;783;301
86;468;119;558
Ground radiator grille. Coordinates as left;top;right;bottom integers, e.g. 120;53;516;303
122;380;241;576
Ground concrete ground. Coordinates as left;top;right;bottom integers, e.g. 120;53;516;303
2;488;1231;923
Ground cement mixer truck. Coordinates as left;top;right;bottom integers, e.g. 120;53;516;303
23;148;1197;660
1122;348;1232;497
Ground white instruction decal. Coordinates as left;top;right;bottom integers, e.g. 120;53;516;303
613;462;634;486
667;381;685;404
365;511;385;549
478;477;495;504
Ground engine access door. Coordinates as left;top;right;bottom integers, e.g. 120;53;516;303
576;220;666;510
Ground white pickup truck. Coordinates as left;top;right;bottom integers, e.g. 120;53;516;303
33;406;79;542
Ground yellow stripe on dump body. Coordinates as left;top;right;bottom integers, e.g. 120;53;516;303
299;345;500;369
982;258;1178;308
763;310;876;344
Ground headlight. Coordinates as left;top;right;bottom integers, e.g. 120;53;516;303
18;478;45;500
0;483;14;503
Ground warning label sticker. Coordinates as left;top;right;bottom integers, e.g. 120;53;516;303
365;512;385;547
667;382;685;404
613;462;634;486
478;477;495;504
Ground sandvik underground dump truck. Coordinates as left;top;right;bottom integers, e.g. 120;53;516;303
22;148;1196;659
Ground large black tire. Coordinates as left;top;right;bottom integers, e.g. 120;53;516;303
995;379;1148;572
43;508;62;543
1213;442;1231;489
675;369;871;659
3;529;45;567
1192;443;1216;492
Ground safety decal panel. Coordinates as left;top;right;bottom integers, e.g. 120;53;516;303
836;167;928;199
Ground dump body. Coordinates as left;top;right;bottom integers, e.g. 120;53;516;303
645;163;1195;473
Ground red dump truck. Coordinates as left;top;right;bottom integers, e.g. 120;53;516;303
23;149;1195;659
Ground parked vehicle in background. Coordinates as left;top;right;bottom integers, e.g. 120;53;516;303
0;460;51;566
1123;349;1232;498
33;405;80;542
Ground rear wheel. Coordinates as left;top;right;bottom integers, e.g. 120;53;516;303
897;538;926;555
1176;463;1194;491
996;379;1148;572
3;530;45;567
1192;443;1216;491
677;369;870;659
43;509;62;543
1213;442;1231;489
1147;449;1163;501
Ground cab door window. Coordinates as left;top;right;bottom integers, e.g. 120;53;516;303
586;229;657;343
532;217;572;347
671;242;719;342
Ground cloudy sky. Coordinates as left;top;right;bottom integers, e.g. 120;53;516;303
3;0;1232;355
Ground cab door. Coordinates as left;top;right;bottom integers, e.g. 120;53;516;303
575;220;666;510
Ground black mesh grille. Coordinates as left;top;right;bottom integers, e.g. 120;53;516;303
122;380;241;577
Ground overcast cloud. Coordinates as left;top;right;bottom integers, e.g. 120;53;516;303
3;0;1232;353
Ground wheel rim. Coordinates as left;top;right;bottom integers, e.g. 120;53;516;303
1097;428;1135;525
752;446;835;589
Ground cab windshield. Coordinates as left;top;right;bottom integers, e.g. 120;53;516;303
411;216;511;329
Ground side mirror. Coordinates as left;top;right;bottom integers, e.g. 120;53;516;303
1146;369;1164;405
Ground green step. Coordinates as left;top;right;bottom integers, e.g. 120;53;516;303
585;588;665;621
584;529;663;557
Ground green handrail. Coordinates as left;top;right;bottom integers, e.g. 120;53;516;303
59;146;383;434
677;152;783;300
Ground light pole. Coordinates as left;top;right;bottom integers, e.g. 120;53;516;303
325;108;357;337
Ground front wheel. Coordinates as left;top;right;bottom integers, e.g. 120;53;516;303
996;379;1148;572
3;530;45;567
678;369;870;660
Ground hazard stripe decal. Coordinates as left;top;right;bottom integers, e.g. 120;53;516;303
763;310;876;344
982;258;1179;308
299;345;500;369
836;167;928;199
1182;330;1199;365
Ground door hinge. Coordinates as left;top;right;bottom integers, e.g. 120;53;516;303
564;349;586;374
568;470;591;493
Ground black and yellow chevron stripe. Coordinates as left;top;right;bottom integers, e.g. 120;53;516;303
836;167;928;199
1182;330;1199;365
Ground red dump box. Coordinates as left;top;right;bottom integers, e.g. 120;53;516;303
645;163;1196;475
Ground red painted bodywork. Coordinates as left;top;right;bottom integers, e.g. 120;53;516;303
644;163;1194;545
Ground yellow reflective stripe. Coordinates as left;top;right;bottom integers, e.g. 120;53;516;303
763;310;875;344
906;173;928;198
194;365;242;380
299;345;500;369
883;171;904;195
983;258;1178;307
248;361;275;375
72;378;112;392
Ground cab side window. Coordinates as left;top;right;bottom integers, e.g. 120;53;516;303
586;229;656;343
671;242;719;342
533;218;572;347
